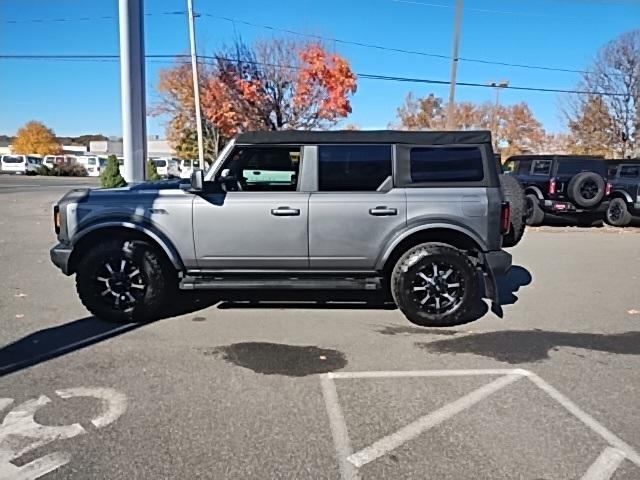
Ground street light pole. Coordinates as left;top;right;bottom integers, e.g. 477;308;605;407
118;0;147;183
187;0;205;167
446;0;464;130
488;80;509;150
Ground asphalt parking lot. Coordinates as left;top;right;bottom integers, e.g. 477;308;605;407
1;175;639;479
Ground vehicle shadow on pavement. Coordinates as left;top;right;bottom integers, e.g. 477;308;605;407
415;330;640;364
0;267;532;377
0;317;141;377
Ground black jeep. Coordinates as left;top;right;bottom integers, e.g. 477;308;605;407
503;155;608;226
605;160;640;226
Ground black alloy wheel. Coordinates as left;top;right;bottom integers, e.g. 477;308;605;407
409;261;465;315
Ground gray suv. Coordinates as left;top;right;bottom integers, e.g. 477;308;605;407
51;130;512;327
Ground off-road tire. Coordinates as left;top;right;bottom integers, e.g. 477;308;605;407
391;242;479;327
500;174;526;247
76;239;175;323
606;198;632;227
567;171;605;208
525;194;545;226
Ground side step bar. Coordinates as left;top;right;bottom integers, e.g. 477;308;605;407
180;274;383;291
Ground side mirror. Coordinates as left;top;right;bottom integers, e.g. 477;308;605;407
190;169;204;191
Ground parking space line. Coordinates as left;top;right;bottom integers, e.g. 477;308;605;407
527;373;640;467
319;375;359;480
329;368;528;380
347;373;524;468
581;447;626;480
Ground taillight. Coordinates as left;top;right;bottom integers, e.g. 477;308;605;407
605;182;612;196
500;202;511;234
53;205;60;234
549;178;557;195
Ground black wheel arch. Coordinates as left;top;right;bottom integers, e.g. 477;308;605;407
68;224;184;275
524;186;544;200
381;227;483;277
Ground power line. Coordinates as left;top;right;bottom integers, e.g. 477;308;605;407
2;11;186;24
2;54;619;96
391;0;584;19
2;11;600;76
199;14;597;76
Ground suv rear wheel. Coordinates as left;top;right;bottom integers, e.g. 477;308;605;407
525;194;545;226
606;198;632;227
76;239;175;323
391;242;479;327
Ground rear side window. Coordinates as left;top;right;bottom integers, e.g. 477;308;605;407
557;160;606;176
318;145;392;191
532;159;552;175
410;146;483;183
620;165;640;178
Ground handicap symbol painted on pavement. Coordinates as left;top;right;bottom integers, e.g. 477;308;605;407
0;387;126;480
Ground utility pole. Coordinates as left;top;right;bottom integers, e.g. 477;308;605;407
446;0;464;130
187;0;205;167
488;80;509;150
118;0;147;183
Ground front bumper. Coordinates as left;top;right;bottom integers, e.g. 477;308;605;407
50;243;73;275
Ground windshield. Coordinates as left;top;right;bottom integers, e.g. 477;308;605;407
2;156;24;163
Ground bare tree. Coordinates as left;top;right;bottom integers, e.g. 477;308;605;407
570;30;639;158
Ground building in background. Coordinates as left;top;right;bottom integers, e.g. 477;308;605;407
89;137;174;158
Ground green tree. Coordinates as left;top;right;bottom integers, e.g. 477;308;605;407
146;160;162;181
101;155;127;188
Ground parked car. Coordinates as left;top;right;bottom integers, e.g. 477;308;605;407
151;158;180;178
605;161;640;226
504;155;609;226
1;155;42;174
50;130;512;327
75;156;103;177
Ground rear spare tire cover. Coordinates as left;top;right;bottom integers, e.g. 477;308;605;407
567;171;605;208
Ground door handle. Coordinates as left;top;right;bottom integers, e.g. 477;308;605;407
271;206;300;216
369;206;397;216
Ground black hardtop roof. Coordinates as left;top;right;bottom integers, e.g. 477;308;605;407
236;129;491;145
505;154;605;163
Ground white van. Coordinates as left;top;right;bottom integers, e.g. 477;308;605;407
75;156;103;177
1;155;42;174
179;159;209;179
152;158;180;178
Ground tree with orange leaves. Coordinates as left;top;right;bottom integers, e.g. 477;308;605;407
12;121;61;156
201;38;357;136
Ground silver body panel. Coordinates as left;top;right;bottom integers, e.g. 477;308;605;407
54;135;506;278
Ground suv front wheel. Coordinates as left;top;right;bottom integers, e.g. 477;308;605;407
76;239;175;323
391;243;479;327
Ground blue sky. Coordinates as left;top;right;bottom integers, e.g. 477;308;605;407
1;0;639;138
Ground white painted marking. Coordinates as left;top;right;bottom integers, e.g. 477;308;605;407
347;374;524;468
0;452;71;480
328;369;528;380
527;373;640;467
55;387;127;428
0;396;85;478
581;447;626;480
319;375;359;480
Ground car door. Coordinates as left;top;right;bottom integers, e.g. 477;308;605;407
192;145;309;269
308;144;406;269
